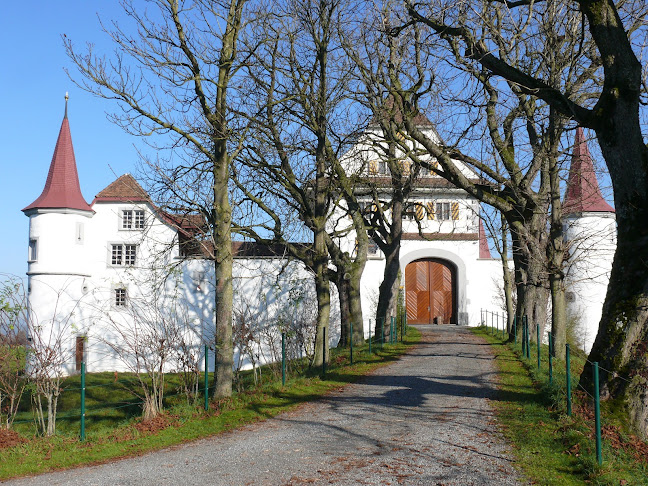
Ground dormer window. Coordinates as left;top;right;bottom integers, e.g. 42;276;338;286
121;209;145;230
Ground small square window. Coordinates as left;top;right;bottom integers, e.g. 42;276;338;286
368;240;379;256
115;288;127;307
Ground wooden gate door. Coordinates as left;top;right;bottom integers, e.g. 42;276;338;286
405;259;456;324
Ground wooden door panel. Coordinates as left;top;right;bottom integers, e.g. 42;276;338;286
406;259;456;325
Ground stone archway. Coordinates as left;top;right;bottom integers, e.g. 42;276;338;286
405;258;457;324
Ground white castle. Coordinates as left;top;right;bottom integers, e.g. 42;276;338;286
22;103;614;374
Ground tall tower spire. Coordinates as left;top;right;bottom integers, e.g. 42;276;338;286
563;127;614;214
22;94;93;214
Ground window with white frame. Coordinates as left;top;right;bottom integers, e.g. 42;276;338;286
28;238;38;262
436;202;451;220
114;288;127;307
111;244;138;266
121;209;145;230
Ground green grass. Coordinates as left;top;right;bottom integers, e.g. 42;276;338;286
473;326;648;485
0;328;420;480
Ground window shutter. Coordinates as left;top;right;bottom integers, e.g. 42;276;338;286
368;160;378;175
429;159;439;175
427;202;435;220
415;204;425;221
451;202;460;220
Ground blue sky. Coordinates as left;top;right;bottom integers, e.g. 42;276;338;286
1;3;141;280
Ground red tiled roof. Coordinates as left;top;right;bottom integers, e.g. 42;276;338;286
563;128;615;214
93;174;150;203
479;220;492;259
22;113;92;213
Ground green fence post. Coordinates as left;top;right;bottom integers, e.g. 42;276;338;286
368;319;372;354
350;323;354;365
80;361;86;441
521;317;526;356
537;324;541;370
594;362;602;465
513;315;517;344
204;344;209;411
282;332;286;386
548;332;553;385
381;318;385;347
390;316;394;344
566;344;572;416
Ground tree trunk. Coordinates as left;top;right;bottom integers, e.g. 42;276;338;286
312;264;330;368
349;266;365;346
500;214;515;334
337;272;351;347
582;127;648;439
376;241;400;339
213;161;233;398
510;221;550;342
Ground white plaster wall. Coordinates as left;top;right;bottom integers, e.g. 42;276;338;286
564;213;617;352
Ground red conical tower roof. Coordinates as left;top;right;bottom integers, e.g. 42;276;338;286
23;96;93;214
479;219;492;259
563;127;614;215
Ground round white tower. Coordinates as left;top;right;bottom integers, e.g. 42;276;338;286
563;127;616;353
22;96;95;371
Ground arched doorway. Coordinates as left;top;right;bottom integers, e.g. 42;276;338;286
405;258;457;324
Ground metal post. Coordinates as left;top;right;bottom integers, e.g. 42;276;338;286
350;323;354;365
381;318;385;347
521;317;526;356
368;319;372;354
204;344;209;411
537;324;541;370
594;362;602;465
548;332;553;385
80;361;86;441
566;344;572;416
390;316;394;344
282;332;286;386
513;315;517;344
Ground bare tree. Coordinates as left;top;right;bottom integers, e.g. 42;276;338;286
233;0;368;363
65;0;249;398
404;0;648;438
0;276;29;430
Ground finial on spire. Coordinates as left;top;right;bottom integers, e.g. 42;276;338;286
64;92;69;119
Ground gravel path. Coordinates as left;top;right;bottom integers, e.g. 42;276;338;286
5;325;526;485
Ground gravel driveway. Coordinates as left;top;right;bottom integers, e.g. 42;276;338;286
5;325;526;485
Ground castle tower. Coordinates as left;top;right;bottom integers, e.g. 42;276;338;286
22;96;94;370
563;127;616;352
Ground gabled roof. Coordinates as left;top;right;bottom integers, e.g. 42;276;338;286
93;174;150;203
22;103;93;214
563;128;615;214
479;220;492;259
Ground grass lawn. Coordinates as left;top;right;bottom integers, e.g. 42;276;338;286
0;328;420;480
473;326;648;485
